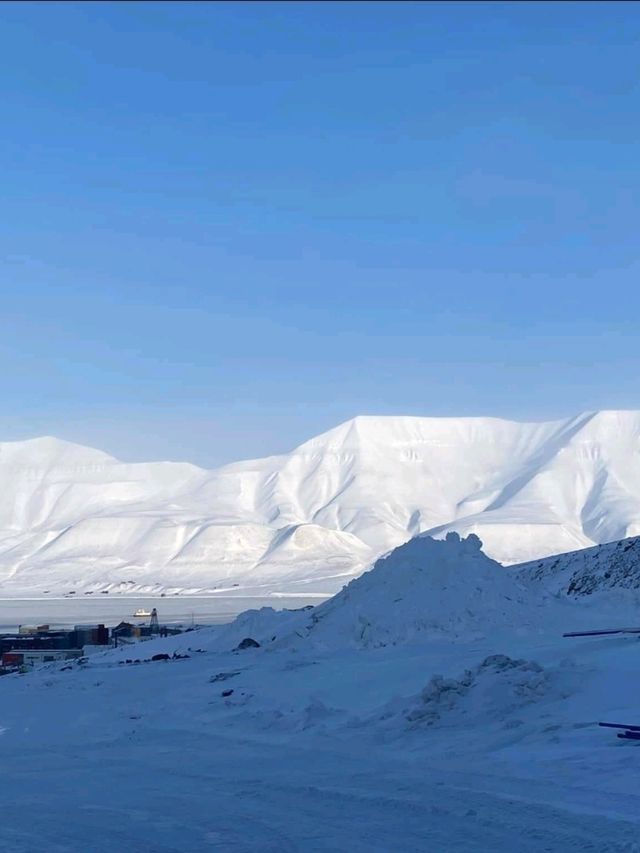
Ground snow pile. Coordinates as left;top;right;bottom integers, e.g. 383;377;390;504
366;652;580;742
283;533;551;649
403;655;552;727
516;536;640;596
211;604;310;651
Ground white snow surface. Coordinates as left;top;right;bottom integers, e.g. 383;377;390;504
2;409;640;595
3;532;640;851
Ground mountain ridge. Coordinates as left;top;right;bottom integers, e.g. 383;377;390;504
1;409;640;595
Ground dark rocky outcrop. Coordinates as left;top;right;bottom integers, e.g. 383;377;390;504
236;637;260;650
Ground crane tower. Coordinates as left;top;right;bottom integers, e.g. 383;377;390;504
150;607;159;634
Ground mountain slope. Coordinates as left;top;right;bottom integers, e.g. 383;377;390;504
1;410;640;595
515;535;640;596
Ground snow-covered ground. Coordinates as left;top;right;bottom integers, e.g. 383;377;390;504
3;410;640;596
3;534;640;851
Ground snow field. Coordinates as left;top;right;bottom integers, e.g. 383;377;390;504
3;534;640;850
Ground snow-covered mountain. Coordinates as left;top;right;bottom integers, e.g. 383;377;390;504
1;409;640;596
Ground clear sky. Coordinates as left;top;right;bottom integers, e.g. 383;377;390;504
1;2;639;467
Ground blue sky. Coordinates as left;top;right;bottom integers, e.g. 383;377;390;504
1;2;639;467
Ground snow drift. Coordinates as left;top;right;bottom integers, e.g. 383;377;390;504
2;409;640;595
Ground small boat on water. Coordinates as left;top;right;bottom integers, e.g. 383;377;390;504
133;608;152;618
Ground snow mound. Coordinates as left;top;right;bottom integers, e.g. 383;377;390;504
405;655;550;727
516;536;640;596
369;653;575;738
212;605;309;650
286;533;550;649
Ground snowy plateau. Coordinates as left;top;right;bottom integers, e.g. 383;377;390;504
3;532;640;851
2;409;640;597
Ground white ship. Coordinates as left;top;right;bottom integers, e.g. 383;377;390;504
133;608;152;618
